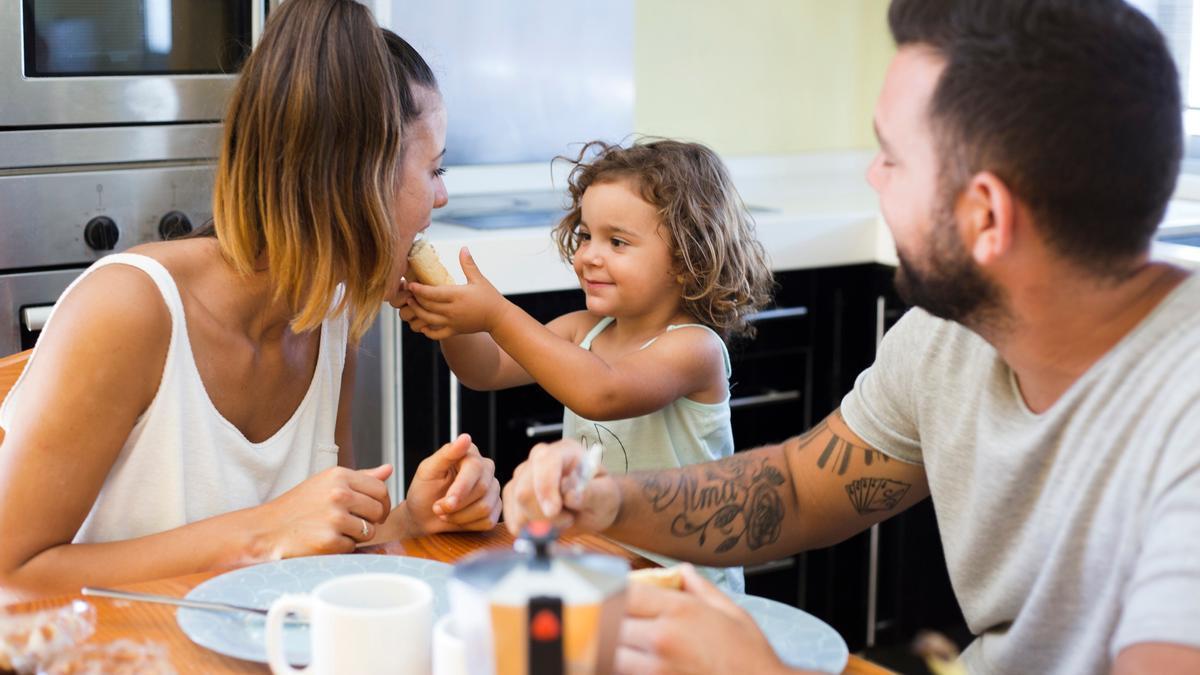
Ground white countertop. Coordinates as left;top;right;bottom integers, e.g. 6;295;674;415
425;152;1199;295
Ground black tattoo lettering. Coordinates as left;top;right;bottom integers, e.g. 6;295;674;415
844;477;911;515
638;455;786;554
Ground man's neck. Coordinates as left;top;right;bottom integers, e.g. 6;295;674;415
984;260;1189;413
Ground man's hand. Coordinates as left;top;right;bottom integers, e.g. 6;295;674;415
406;247;511;340
501;439;622;535
404;433;501;536
617;565;801;675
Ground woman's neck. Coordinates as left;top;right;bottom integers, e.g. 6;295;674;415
193;241;298;344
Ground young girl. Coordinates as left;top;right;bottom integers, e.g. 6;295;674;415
400;139;774;591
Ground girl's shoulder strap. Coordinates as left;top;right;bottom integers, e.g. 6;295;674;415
578;316;615;349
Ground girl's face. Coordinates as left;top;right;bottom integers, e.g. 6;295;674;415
394;87;449;276
572;178;682;319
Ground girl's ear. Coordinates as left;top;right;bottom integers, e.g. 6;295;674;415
957;171;1014;266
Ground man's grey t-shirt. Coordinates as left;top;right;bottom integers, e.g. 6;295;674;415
841;273;1200;674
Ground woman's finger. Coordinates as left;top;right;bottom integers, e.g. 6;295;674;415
346;470;393;521
440;480;500;525
342;488;389;525
340;511;375;543
437;458;484;513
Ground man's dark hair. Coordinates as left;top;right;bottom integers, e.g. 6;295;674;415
888;0;1182;273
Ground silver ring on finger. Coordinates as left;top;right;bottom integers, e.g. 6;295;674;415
359;517;370;538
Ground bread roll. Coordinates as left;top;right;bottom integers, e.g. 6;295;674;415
407;239;455;286
628;566;684;590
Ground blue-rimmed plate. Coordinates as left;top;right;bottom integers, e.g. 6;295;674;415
732;593;849;674
178;555;847;672
176;554;453;665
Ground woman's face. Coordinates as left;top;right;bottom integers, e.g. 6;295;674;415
394;87;449;272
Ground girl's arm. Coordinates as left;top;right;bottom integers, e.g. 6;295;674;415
408;249;725;420
487;304;725;420
396;279;531;390
435;310;589;391
397;251;587;391
0;269;392;601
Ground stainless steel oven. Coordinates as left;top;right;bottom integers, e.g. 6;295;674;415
0;1;276;356
3;1;269;128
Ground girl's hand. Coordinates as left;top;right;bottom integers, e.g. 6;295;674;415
403;433;502;535
393;282;436;335
256;465;394;559
407;248;512;340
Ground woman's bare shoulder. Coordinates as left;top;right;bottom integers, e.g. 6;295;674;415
17;261;173;415
125;238;221;282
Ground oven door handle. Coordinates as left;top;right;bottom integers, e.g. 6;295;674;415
21;305;53;333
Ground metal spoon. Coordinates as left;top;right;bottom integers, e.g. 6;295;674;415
82;586;286;619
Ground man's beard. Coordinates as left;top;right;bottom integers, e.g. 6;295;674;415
894;205;1007;330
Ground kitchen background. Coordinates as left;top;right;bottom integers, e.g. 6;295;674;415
3;1;1199;672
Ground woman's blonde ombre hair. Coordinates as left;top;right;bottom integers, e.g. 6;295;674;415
213;0;403;341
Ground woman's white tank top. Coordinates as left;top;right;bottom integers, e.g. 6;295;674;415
0;253;349;543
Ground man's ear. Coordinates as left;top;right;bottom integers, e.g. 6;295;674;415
957;171;1015;265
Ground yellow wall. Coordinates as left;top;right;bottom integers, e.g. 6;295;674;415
635;0;893;156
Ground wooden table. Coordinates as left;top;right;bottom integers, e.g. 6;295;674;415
3;526;893;674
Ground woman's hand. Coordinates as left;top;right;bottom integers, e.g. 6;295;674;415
256;464;394;559
406;248;512;340
617;565;799;675
402;433;502;536
501;439;622;536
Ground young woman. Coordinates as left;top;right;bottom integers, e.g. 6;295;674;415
0;0;499;600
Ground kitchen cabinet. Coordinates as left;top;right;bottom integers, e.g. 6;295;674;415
398;261;966;656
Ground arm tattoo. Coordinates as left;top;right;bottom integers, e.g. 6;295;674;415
813;423;890;475
637;454;786;554
844;477;911;515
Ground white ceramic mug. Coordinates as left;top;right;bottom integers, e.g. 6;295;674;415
265;573;433;675
432;614;468;675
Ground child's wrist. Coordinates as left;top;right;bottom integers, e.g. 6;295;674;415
486;297;516;333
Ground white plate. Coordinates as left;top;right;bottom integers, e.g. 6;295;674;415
732;593;849;674
178;555;847;673
177;554;453;665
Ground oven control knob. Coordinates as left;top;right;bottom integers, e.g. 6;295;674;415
84;216;120;251
158;210;193;240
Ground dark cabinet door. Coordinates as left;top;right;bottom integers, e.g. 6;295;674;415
726;269;813;607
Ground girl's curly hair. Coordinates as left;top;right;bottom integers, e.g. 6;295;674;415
552;139;774;339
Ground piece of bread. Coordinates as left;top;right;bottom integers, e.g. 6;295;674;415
407;239;455;286
628;566;684;590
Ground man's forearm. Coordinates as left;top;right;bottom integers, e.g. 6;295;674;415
602;443;808;566
576;410;926;567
